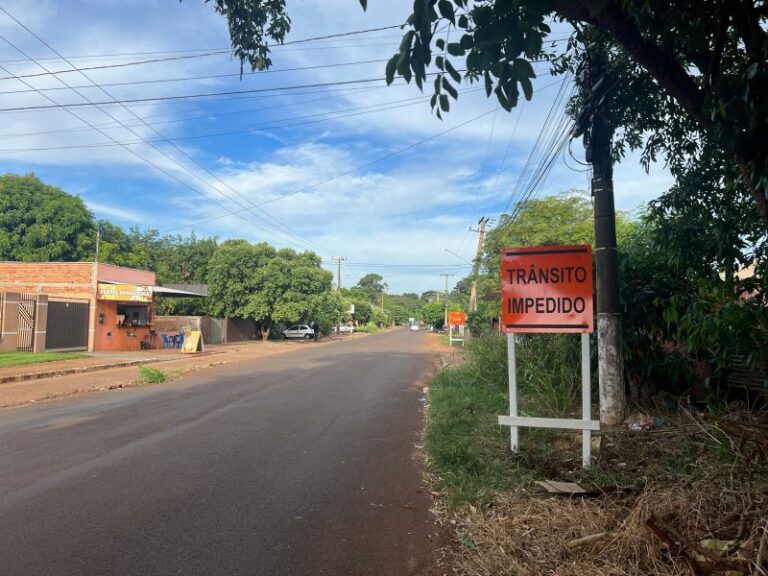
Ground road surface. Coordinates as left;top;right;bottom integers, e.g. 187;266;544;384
0;329;440;575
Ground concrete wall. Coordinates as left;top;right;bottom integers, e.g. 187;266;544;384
0;262;94;297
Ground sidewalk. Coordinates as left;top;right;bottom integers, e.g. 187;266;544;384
0;334;366;408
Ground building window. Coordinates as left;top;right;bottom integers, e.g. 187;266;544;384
117;305;149;327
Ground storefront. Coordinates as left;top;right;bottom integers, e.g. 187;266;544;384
95;282;155;351
0;262;199;352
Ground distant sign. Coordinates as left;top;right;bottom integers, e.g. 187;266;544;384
182;330;204;353
97;283;153;302
448;311;467;326
501;245;593;333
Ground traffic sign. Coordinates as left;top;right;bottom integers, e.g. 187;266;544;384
447;311;466;326
501;245;593;333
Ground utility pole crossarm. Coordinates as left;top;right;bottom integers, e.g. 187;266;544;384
468;217;490;313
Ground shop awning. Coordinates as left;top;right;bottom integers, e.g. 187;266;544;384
153;286;205;298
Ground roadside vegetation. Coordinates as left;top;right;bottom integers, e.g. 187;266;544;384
137;366;167;385
0;351;88;369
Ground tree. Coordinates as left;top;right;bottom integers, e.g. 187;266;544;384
241;249;334;339
0;173;95;261
421;300;445;329
482;190;635;276
207;240;278;336
205;1;768;222
353;273;388;303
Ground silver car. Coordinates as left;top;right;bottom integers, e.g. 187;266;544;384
282;324;315;339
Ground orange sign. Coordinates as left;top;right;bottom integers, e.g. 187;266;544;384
448;311;467;326
501;245;593;333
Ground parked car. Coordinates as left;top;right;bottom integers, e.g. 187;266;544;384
282;324;314;339
409;323;420;332
338;325;355;333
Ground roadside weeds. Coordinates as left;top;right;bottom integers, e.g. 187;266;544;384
421;334;768;576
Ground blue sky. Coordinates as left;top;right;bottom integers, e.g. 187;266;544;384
0;0;673;294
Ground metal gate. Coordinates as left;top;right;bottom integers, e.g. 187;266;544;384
210;317;225;344
17;294;36;352
45;300;89;351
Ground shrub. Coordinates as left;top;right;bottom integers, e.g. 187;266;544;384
355;321;381;333
138;366;166;384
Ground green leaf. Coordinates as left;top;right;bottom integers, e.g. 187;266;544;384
385;54;399;85
436;38;445;50
439;94;450;112
513;58;535;79
358;0;368;10
445;59;462;83
447;42;464;57
430;93;438;109
459;34;473;50
443;78;459;100
458;14;468;28
434;74;443;93
436;55;445;70
438;0;456;25
484;71;493;97
520;75;533;100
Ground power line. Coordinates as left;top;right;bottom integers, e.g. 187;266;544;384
0;67;506;113
0;21;331;257
161;108;498;235
0;88;485;154
0;6;341;258
0;57;391;96
0;23;406;82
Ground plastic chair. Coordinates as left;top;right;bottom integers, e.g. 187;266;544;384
176;333;184;349
161;334;171;349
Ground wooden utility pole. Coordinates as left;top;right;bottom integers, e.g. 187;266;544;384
331;256;345;292
582;37;626;425
468;217;490;312
440;273;454;328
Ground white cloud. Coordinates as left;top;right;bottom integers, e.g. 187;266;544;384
0;0;673;294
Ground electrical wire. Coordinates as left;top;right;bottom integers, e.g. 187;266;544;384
160;108;498;235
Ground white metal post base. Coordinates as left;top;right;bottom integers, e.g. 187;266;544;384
498;333;599;467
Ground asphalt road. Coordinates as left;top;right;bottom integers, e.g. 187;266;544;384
0;329;440;576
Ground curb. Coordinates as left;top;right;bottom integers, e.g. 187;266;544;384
0;356;180;385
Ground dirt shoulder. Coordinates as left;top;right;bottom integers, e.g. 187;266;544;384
0;334;367;408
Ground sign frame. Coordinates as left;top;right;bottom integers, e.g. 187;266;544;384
447;311;466;347
497;245;599;467
501;245;593;333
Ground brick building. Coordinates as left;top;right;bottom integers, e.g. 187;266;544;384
0;262;177;352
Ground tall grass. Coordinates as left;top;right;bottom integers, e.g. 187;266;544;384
426;334;585;507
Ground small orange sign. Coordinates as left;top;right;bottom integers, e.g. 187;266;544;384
448;311;467;326
501;245;593;333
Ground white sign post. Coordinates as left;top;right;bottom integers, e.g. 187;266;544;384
496;245;599;467
498;333;598;467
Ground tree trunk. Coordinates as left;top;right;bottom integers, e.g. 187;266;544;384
260;319;271;341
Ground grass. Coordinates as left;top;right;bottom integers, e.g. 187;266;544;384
426;334;611;507
0;351;88;369
355;322;384;333
137;366;167;384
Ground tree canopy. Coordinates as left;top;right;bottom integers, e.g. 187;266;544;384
205;0;768;223
0;173;95;262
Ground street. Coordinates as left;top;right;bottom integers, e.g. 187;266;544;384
0;329;439;576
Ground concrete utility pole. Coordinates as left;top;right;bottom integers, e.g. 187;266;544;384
468;217;490;312
583;37;626;426
440;273;454;328
331;256;345;292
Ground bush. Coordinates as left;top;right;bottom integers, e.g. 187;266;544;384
138;366;167;384
355;321;381;333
